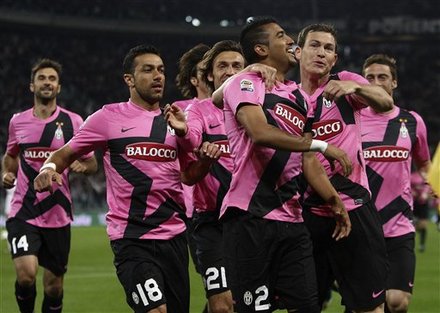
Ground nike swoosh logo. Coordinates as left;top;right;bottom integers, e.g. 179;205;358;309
208;124;221;129
372;289;385;298
121;127;136;133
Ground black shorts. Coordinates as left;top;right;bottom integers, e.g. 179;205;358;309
303;202;388;311
413;202;430;219
192;211;228;297
6;217;70;276
185;216;200;273
223;210;319;313
385;232;415;293
110;233;189;313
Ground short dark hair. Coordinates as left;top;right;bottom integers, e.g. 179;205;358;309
123;44;161;75
199;40;243;91
30;58;62;83
240;16;278;64
297;23;338;51
362;54;398;81
175;43;210;98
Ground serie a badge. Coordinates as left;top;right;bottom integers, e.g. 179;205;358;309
55;121;64;140
399;118;408;138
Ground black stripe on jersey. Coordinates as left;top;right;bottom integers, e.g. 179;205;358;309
39;111;74;146
108;115;185;238
247;150;301;217
378;196;412;225
362;109;417;149
366;165;382;204
314;74;356;125
201;133;228;143
201;133;232;214
302;173;370;207
264;93;307;116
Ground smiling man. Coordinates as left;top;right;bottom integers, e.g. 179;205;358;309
2;58;97;313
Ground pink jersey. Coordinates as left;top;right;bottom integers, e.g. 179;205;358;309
68;100;187;240
6;106;91;228
173;98;200;218
221;72;311;222
361;106;430;237
178;98;233;215
301;71;371;216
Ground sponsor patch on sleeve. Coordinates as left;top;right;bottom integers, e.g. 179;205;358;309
240;79;254;92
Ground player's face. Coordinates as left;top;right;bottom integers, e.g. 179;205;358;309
30;67;61;102
131;53;165;104
296;31;337;77
364;63;397;96
209;51;244;90
265;23;296;69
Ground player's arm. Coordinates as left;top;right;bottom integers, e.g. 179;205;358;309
323;80;393;112
237;104;353;176
302;135;351;240
212;64;277;109
1;153;18;189
180;142;221;186
34;144;80;193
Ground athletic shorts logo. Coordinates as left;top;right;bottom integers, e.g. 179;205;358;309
372;289;385;298
243;291;253;306
24;147;56;162
240;79;254;92
311;119;343;140
132;292;140;305
274;103;305;134
125;142;177;162
363;146;409;162
213;139;231;157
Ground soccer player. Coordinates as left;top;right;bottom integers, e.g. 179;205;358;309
361;54;431;313
173;43;211;279
33;44;219;313
2;58;97;313
295;24;393;313
166;40;245;313
216;17;352;313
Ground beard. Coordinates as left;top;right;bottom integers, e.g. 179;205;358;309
135;86;163;105
35;89;57;104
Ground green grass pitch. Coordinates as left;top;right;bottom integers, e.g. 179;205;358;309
1;223;438;312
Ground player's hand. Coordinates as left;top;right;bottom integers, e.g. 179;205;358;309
245;63;277;91
193;141;221;162
323;80;360;102
2;172;16;189
323;144;352;176
34;169;62;193
329;198;351;240
69;160;88;173
163;103;187;136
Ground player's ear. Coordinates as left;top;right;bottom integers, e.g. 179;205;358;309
123;74;134;87
255;44;268;57
391;79;398;90
207;72;214;83
57;84;61;95
190;76;198;87
29;83;34;93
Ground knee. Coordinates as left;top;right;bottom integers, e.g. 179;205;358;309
16;271;37;287
387;292;411;313
44;278;64;297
